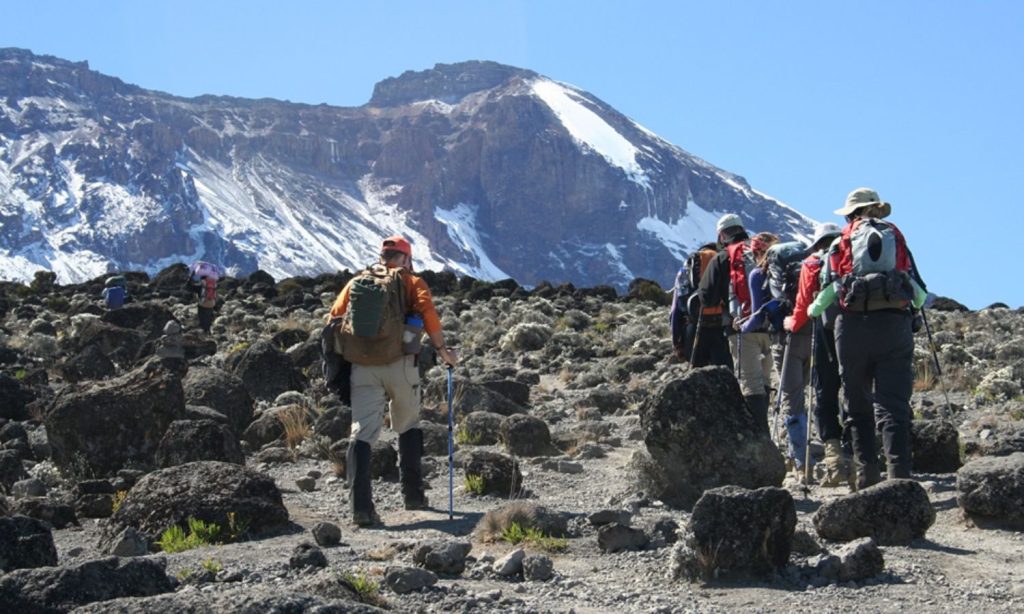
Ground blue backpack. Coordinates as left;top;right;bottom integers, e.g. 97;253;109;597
102;285;126;309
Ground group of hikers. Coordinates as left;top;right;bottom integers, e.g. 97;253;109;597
671;187;928;490
101;263;221;335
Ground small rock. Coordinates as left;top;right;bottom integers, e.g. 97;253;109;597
597;523;649;553
556;460;583;474
385;565;438;594
522;554;554;581
413;540;472;574
588;509;632;527
791;529;823;556
649;516;680;545
11;478;46;499
307;470;322;480
108;527;149;557
836;537;885;582
311;522;342;547
289;542;327;569
295;476;316;492
492;548;526;576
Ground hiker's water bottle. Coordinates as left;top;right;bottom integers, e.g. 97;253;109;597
403;314;424;354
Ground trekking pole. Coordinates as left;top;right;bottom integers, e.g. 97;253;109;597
773;332;792;447
446;365;455;520
805;323;817;486
920;308;953;414
689;309;705;365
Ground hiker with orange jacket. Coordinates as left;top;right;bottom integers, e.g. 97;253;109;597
327;236;457;526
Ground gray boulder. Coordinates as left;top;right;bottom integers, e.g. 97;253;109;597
155;419;244;467
956;452;1024;529
459;411;505;445
103;461;288;546
11;477;47;498
100;302;176;341
687;486;795;575
425;377;525;416
0;556;172;613
457;450;522;496
182;367;254;434
72;585;384;614
0;515;57;571
597;523;649;553
311;521;342;547
420;422;450;456
635;366;785;509
385;565;437;594
814;479;935;545
0;449;27;490
835;537;885;582
231;340;304;402
45;361;186;476
0;373;31;420
413;539;472;574
289;542;328;569
500;414;556;457
523;554;554;581
108;527;149;557
312;405;352;442
12;497;79;529
241;407;288;449
492;548;526;576
911;419;961;473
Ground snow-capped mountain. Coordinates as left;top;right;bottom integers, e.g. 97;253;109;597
0;48;815;288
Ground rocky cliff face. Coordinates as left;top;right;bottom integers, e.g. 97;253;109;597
0;48;814;288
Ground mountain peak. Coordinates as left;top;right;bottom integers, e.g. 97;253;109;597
368;60;536;107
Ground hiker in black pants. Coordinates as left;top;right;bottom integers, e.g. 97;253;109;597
809;188;928;488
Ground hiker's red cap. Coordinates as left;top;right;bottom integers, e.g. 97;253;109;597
381;236;412;258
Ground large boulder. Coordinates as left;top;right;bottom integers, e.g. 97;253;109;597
500;414;557;457
103;461;288;547
231;340;304;402
0;449;27;490
58;344;117;382
911;419;961;473
459;411;504;445
635;367;785;509
681;486;795;578
69;319;146;364
813;479;935;545
456;450;523;497
0;373;31;420
956;452;1024;529
101;302;177;341
425;377;525;416
182;367;254;434
155;419;244;467
45;362;186;476
0;556;173;613
0;515;57;571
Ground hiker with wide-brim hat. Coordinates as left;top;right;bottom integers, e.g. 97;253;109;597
808;188;927;489
327;236;458;527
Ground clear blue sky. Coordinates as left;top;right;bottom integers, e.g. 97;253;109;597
3;1;1022;308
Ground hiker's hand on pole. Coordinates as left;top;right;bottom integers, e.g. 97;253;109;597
437;346;459;368
783;315;796;333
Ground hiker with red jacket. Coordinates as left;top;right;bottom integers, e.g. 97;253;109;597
808;188;927;489
327;236;457;526
698;214;775;428
783;222;851;487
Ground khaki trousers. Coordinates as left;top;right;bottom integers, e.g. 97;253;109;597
350;355;421;443
729;331;774;397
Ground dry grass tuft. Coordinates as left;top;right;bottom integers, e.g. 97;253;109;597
277;405;311;453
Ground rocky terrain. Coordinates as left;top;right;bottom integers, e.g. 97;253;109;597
1;268;1023;613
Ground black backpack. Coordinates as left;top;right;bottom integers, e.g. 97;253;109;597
765;241;808;309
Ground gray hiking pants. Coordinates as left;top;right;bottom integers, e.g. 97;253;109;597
730;331;773;397
772;328;811;420
350;355;422;443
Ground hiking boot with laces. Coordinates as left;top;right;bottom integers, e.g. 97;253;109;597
820;439;845;487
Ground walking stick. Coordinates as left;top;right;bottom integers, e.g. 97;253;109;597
447;366;455;520
773;332;792;447
920;308;953;414
689;309;705;365
805;322;818;486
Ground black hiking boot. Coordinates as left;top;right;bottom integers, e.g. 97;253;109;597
399;428;429;510
857;463;882;490
348;439;380;527
887;463;912;480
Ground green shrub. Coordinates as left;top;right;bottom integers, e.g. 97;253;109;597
156;517;222;553
465;474;485;495
500;521;568;553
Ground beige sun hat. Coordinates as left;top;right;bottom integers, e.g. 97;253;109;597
834;187;892;218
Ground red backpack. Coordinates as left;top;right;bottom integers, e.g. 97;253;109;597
727;241;753;318
199;278;217;308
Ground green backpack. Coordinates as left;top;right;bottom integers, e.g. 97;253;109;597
335;264;407;366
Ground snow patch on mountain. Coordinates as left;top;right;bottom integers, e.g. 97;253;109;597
434;203;510;281
636;200;722;261
532;79;650;188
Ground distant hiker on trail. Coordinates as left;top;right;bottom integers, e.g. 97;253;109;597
670;242;731;368
101;275;129;310
783;222;852;487
327;236;457;527
809;188;928;489
697;214;774;426
193;275;217;334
